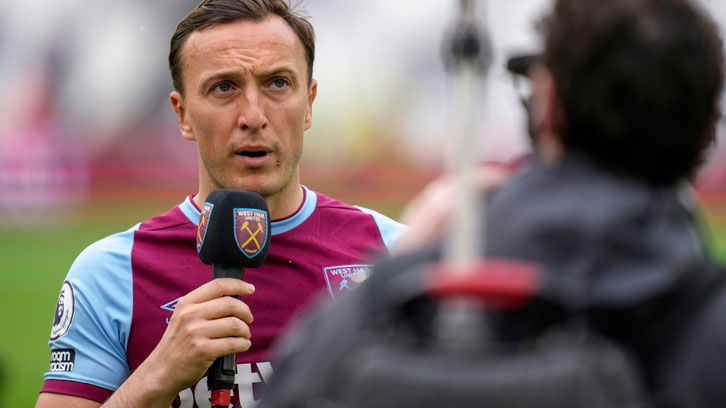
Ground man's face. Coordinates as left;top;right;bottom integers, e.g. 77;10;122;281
171;16;316;201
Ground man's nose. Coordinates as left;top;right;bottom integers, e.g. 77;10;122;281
238;88;268;131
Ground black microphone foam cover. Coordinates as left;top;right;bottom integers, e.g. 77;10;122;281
197;189;271;268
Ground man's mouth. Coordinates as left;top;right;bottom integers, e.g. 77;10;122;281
235;149;271;167
239;151;268;158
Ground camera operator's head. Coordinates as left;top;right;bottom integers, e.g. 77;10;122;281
531;0;724;185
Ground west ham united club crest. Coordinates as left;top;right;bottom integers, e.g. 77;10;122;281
324;264;373;299
234;208;268;258
197;202;214;252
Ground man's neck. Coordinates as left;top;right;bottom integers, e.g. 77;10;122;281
264;184;305;221
193;184;304;221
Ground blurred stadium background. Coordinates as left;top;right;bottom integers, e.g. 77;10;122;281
2;0;726;406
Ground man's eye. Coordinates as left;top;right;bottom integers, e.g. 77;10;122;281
214;82;232;93
272;78;288;89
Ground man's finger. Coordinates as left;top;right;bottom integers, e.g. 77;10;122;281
203;316;253;340
180;278;256;305
171;295;254;326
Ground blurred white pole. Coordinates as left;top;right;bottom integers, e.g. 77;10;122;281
444;0;491;274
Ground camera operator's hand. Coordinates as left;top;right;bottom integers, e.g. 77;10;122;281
395;164;512;253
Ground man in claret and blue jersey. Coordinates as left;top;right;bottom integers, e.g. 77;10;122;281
36;1;404;407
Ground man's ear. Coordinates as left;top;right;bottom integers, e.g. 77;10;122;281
304;79;317;131
529;65;564;163
170;91;195;141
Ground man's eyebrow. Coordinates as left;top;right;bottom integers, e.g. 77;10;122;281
259;66;299;80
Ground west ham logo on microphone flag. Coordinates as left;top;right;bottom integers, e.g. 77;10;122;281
197;202;214;253
234;208;268;258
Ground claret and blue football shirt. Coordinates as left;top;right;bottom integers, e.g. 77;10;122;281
41;186;404;407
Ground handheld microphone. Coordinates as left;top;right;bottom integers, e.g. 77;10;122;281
197;189;271;408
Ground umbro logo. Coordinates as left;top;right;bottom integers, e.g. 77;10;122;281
160;297;183;324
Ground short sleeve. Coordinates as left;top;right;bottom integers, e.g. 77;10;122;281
354;206;407;252
41;224;139;400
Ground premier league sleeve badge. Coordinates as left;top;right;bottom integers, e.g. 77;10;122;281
50;280;75;341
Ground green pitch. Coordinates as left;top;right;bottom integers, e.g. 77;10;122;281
2;199;726;407
0;201;178;408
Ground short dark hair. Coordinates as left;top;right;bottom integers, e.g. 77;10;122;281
541;0;724;184
169;0;315;95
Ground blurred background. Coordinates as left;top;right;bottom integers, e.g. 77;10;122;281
2;0;726;406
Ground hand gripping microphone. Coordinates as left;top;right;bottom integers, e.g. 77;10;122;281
196;189;271;408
